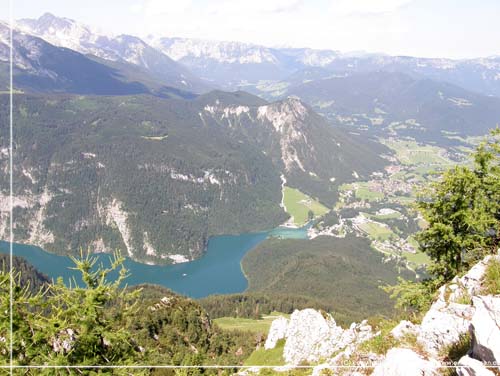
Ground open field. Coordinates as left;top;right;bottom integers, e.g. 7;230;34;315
366;210;403;220
283;187;329;226
214;312;289;334
357;220;396;241
382;139;454;166
339;182;384;202
389;195;417;205
355;186;385;201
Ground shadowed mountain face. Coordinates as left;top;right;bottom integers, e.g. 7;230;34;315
0;23;209;98
0;91;386;263
283;71;500;142
0;22;144;95
0;23;201;98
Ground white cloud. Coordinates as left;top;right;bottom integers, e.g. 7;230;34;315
330;0;414;15
132;0;193;16
222;0;303;14
128;3;143;13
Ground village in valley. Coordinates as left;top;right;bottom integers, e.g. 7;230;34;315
302;134;477;277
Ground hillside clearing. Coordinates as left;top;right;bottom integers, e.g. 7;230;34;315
214;312;289;334
282;187;329;226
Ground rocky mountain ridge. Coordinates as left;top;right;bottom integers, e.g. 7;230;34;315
14;13;209;93
14;13;500;97
0;22;198;97
149;35;500;96
253;252;500;375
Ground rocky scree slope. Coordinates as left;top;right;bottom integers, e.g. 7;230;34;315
251;252;500;375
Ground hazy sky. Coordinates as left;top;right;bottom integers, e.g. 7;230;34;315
8;0;500;59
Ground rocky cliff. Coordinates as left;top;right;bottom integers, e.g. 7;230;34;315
248;252;500;375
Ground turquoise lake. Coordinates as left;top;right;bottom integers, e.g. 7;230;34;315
0;225;308;298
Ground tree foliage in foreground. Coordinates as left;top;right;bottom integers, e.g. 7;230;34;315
385;128;500;314
417;128;500;280
0;253;255;375
1;252;148;374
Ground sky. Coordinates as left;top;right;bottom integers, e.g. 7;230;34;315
7;0;500;59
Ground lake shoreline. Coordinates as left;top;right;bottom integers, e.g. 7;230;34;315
0;225;309;299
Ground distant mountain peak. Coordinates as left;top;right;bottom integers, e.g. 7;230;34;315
13;13;211;93
37;12;72;25
150;36;279;64
16;13;97;54
19;12;92;35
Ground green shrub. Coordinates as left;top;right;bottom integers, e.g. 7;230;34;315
482;258;500;295
440;333;471;376
358;318;399;355
382;277;438;319
244;339;286;366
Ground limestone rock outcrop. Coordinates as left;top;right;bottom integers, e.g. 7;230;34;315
457;355;495;376
417;294;473;356
390;320;418;340
264;316;289;350
265;309;376;365
371;348;439;376
470;295;500;365
257;253;500;375
414;253;500;357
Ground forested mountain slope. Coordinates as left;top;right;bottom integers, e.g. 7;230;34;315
0;254;50;293
241;236;415;323
0;91;386;263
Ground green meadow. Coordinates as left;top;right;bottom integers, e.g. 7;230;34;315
283;187;329;226
214;312;289;334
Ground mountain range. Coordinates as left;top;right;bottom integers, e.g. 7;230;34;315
149;35;500;98
3;9;500;374
0;21;185;97
1;12;500;264
14;13;210;94
6;13;500;99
